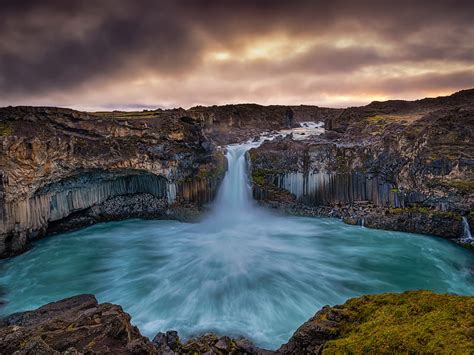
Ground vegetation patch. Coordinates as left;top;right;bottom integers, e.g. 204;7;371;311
94;110;162;119
323;290;474;354
388;206;462;220
367;115;386;122
442;180;474;193
0;122;13;136
251;168;277;186
196;157;227;180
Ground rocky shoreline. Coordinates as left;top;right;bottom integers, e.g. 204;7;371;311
1;290;473;354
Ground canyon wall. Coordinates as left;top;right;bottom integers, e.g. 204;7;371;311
1;90;473;256
0;106;226;257
187;103;342;144
249;89;474;245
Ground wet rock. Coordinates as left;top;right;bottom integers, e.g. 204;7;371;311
153;330;180;351
151;331;273;354
214;336;233;351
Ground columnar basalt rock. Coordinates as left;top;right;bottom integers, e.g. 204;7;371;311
249;90;474;245
0;106;226;258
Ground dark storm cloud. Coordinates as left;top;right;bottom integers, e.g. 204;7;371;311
0;0;473;107
0;0;201;93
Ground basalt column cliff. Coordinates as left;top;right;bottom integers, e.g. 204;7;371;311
249;89;474;246
0;107;226;258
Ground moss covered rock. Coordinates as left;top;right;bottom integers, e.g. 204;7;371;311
279;290;474;354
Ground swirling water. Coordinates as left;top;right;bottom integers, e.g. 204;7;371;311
1;144;473;350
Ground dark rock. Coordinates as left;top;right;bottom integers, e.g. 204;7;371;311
0;107;226;258
152;331;273;354
0;294;157;354
249;90;474;245
214;336;233;351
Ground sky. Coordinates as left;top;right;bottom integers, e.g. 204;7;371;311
1;0;474;111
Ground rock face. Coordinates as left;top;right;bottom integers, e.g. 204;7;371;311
0;103;344;258
187;104;341;144
249;89;474;245
1;89;473;257
2;291;472;354
0;294;157;354
0;106;226;258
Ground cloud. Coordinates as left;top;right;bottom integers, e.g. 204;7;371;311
0;0;473;108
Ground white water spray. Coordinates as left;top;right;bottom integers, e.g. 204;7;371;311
212;144;257;219
212;120;325;217
461;217;473;241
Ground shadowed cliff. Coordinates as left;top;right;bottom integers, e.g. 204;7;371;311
249;89;474;245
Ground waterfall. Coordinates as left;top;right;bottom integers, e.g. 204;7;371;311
211;142;263;221
461;217;472;241
211;121;325;220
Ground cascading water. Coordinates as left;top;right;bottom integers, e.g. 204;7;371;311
462;217;473;241
1;137;474;350
212;145;254;217
211;141;265;221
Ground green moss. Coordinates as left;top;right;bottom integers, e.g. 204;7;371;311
388;207;403;214
388;206;461;220
469;211;474;218
367;115;386;122
0;122;13;136
428;179;474;193
93;110;161;119
444;181;474;192
323;291;474;354
390;188;400;193
251;169;276;186
252;174;265;186
194;154;226;181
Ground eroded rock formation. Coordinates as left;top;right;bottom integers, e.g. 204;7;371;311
249;89;474;245
0;294;157;354
1;89;473;257
0;106;226;257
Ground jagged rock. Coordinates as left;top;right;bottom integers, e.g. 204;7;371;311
187;103;341;144
249;89;474;245
2;291;472;354
153;330;180;352
0;107;226;258
0;294;157;354
151;331;273;354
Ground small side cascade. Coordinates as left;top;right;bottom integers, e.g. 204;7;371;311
461;217;473;241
